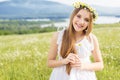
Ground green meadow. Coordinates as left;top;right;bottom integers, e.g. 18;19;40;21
0;23;120;80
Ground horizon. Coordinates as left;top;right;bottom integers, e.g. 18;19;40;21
0;0;120;22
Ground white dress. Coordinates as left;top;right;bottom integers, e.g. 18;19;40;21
49;30;97;80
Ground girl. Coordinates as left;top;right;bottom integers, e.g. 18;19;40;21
47;1;104;80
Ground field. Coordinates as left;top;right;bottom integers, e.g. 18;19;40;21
0;24;120;80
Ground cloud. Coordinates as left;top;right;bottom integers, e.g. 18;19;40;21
0;0;10;2
49;0;120;7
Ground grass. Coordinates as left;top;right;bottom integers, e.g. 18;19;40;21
0;23;120;80
93;26;120;80
0;33;52;80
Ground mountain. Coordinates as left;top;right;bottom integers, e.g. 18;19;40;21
0;0;73;19
0;0;120;19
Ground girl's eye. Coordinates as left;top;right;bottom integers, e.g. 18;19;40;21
85;18;90;22
76;15;81;18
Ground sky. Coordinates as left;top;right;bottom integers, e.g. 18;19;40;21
49;0;120;7
0;0;9;2
0;0;120;7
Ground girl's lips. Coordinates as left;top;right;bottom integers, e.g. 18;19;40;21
76;24;83;28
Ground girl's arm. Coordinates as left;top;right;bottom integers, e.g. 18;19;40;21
47;32;63;68
83;34;104;71
71;34;104;71
47;32;73;68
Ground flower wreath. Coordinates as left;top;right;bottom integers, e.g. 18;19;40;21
73;1;98;21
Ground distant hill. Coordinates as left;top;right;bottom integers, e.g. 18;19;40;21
0;0;73;19
0;0;120;19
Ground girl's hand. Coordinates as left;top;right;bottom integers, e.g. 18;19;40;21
62;53;77;65
70;55;85;70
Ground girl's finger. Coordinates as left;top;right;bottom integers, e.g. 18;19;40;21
71;64;81;67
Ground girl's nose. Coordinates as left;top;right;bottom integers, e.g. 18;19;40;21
78;19;84;25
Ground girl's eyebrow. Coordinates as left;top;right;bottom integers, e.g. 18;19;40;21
85;17;90;20
77;13;90;20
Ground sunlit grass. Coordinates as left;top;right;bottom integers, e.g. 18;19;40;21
93;26;120;80
0;24;120;80
0;33;52;80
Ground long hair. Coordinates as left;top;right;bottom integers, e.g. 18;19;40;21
60;7;93;75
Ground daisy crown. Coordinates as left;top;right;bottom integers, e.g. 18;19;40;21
73;1;98;21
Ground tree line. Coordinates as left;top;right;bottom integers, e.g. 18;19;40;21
0;20;57;35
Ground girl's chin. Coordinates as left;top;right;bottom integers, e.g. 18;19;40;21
74;27;83;32
74;28;83;32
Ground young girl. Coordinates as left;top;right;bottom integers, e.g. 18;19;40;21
47;1;104;80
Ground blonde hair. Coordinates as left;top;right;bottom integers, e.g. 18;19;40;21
60;7;93;74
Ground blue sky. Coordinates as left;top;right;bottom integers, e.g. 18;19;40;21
0;0;9;2
49;0;120;7
0;0;120;7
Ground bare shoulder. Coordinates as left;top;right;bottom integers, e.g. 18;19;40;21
51;32;59;43
51;30;65;42
90;33;98;42
89;33;100;48
52;32;59;39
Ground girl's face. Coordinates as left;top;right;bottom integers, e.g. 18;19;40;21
72;9;90;32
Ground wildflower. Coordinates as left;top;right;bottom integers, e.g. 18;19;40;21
76;43;82;46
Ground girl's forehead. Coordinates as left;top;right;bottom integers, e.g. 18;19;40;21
77;9;90;18
78;9;90;14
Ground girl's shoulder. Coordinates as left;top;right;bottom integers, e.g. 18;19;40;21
50;32;59;46
56;29;66;44
87;33;98;41
52;28;66;39
86;33;99;46
88;33;99;48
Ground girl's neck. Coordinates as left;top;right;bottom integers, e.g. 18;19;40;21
75;31;85;42
75;31;84;37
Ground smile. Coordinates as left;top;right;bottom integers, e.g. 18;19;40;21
76;24;83;28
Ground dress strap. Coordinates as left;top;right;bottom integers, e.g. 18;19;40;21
57;29;65;45
86;33;94;50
